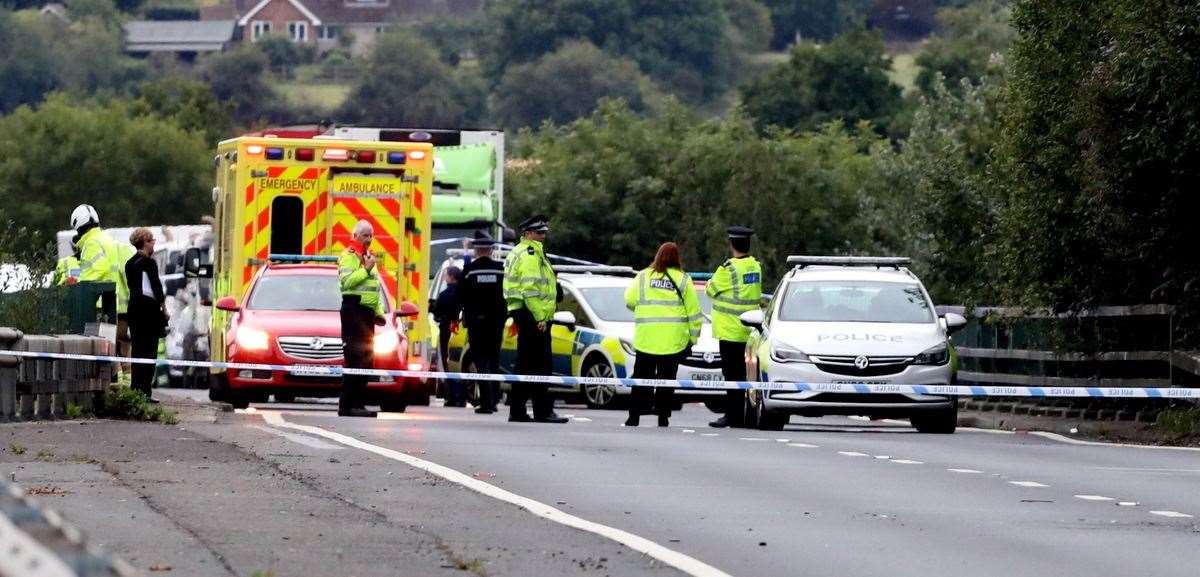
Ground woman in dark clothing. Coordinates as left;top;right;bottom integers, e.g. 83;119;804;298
434;266;464;405
125;228;168;399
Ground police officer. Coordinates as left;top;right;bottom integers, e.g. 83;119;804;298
337;220;384;418
706;225;763;428
623;242;702;427
458;231;505;414
503;215;568;423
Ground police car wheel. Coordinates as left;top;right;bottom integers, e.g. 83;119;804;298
910;407;958;434
380;400;408;413
756;399;787;431
742;393;759;428
582;360;618;409
274;394;296;404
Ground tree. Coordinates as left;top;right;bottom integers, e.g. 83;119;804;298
256;33;316;78
0;96;212;252
199;45;290;125
761;0;869;47
865;0;937;40
492;41;658;130
723;0;774;53
336;32;486;127
992;0;1200;333
478;0;739;102
130;75;233;144
914;0;1013;95
740;29;903;135
0;8;59;113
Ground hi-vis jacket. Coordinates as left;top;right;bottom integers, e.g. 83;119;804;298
338;247;384;316
503;239;557;322
624;267;702;356
706;256;762;343
77;227;130;314
54;255;81;286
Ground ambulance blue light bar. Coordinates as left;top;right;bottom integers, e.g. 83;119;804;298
387;151;407;164
265;147;284;160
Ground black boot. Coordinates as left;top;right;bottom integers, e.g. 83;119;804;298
624;413;639;427
658;414;669;427
709;415;730;428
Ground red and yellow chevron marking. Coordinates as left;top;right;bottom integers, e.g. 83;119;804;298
240;166;328;293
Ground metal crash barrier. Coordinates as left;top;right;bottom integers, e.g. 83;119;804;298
0;482;133;577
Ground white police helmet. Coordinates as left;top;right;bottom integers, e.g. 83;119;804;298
70;204;99;231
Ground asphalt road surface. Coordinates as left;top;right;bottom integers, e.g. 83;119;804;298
181;392;1200;577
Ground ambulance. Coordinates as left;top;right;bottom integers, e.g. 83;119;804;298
197;135;436;398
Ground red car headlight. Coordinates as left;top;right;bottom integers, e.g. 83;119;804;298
235;326;270;351
373;332;400;355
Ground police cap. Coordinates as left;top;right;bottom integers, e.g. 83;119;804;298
726;225;754;239
519;214;550;233
471;230;496;248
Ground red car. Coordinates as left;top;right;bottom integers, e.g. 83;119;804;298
211;263;428;411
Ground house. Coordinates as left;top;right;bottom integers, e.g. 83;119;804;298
124;20;238;58
200;0;482;55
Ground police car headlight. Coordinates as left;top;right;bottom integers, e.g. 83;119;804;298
235;326;270;351
769;341;811;363
619;339;636;357
373;332;400;355
913;342;950;365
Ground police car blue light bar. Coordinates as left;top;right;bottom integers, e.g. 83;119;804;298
266;254;339;262
787;256;912;268
552;265;636;275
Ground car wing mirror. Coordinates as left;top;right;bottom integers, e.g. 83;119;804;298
739;309;764;329
551;310;577;332
395;300;420;318
214;296;239;312
941;312;967;335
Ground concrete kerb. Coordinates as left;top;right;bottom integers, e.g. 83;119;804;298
0;329;113;422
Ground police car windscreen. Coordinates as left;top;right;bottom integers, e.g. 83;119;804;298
778;281;933;323
580;287;714;322
247;275;342;311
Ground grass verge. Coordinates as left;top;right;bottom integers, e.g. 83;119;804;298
101;386;178;425
1155;406;1200;438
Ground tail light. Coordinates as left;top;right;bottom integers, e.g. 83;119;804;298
356;150;376;163
408;150;427;161
295;148;315;161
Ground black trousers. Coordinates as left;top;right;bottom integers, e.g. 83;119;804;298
719;340;748;424
630;350;682;418
340;297;375;411
511;308;553;419
467;317;504;410
128;317;160;397
440;322;467;404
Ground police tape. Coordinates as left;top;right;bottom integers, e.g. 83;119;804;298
2;350;1199;399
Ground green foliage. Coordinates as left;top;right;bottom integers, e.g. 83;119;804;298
412;14;486;66
723;0;774;53
992;0;1200;338
7;443;26;455
740;28;903;135
492;41;658;130
1155;406;1200;438
865;0;937;40
337;32;487;127
130;75;233;143
761;0;868;47
508;100;895;284
478;0;739;102
101;385;177;424
915;0;1013;95
65;402;88;420
0;96;212;252
256;33;316;78
199;44;298;125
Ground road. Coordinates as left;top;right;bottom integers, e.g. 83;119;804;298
196;392;1200;577
6;392;1199;577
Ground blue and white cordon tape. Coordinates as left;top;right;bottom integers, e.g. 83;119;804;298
2;350;1198;399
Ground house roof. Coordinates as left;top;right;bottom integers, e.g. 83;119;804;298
123;20;236;52
208;0;480;26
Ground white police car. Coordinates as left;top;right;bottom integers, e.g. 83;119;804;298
740;257;966;433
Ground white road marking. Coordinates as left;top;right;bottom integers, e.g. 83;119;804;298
1117;502;1139;507
838;451;869;457
739;437;769;442
874;455;891;459
571;417;593;422
682;429;696;434
775;438;790;443
701;433;720;437
1009;481;1049;488
261;412;733;577
947;468;983;474
960;427;1200;452
1089;467;1200;473
248;425;342;450
1149;510;1193;519
1074;495;1114;501
891;459;924;465
787;443;818;448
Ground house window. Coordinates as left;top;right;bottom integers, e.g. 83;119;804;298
250;21;271;40
317;25;337;40
288;21;308;42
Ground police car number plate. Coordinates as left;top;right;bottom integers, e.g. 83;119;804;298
689;373;721;381
289;364;337;377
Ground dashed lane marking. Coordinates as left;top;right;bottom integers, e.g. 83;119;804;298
701;433;720;437
571;417;593;422
1009;481;1049;488
1074;495;1115;501
960;427;1200;452
1117;502;1139;507
787;443;818;448
890;459;924;465
1149;511;1193;519
261;412;734;577
775;438;790;443
947;468;983;474
739;437;769;442
874;455;891;459
838;451;869;457
682;429;696;434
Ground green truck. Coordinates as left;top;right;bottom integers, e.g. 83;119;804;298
327;127;506;267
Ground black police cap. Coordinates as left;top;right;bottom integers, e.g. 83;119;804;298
518;214;550;232
471;230;495;248
726;225;754;239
